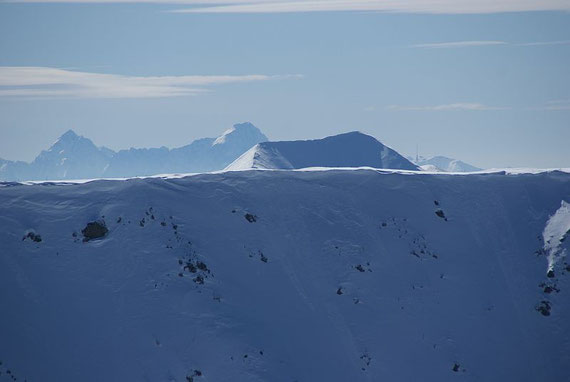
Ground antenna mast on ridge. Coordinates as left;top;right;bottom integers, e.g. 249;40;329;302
416;144;419;163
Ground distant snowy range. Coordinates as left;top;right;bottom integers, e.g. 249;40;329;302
0;122;480;181
0;122;269;181
1;122;570;382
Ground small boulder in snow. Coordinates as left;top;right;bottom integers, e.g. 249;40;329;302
82;221;108;242
244;213;257;223
22;231;42;243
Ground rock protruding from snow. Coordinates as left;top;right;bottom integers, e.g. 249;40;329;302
225;131;419;171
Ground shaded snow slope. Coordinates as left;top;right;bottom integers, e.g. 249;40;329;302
225;131;419;171
0;122;268;181
1;169;569;381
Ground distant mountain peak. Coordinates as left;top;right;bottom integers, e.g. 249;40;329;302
50;130;89;152
213;122;267;146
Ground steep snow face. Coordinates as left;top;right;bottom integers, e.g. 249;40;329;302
0;123;268;181
1;169;569;382
226;131;419;171
417;156;482;172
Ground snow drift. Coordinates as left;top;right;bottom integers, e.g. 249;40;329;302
0;169;569;381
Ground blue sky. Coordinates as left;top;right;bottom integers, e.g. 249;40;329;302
0;1;569;168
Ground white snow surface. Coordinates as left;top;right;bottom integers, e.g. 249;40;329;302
1;168;569;381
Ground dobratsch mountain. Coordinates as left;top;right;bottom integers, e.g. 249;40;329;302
0;122;268;181
226;131;420;171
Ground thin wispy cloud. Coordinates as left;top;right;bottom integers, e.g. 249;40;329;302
516;40;570;46
5;0;281;3
413;41;507;49
6;0;570;14
0;67;301;99
541;99;570;110
413;40;570;48
387;103;508;111
170;0;570;14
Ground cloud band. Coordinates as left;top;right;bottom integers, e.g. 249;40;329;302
0;67;302;99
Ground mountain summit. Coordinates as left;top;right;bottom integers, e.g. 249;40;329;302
225;131;419;171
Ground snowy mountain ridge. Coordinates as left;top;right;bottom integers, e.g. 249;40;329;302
409;155;483;172
1;168;569;381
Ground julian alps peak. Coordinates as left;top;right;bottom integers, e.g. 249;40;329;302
28;129;113;180
47;129;101;154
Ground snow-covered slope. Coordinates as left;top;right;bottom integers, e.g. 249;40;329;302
226;132;419;171
1;169;569;381
416;156;483;172
0;122;268;181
